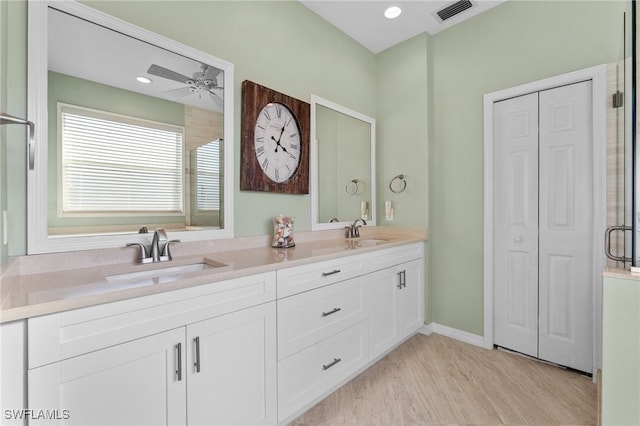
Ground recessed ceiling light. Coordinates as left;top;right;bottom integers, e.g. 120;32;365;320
136;76;152;84
384;6;402;19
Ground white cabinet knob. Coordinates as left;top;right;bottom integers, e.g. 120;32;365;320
514;236;523;242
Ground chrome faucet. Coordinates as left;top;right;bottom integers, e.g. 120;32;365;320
126;228;179;263
345;218;367;239
151;228;168;262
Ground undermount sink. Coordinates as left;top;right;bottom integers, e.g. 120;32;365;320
105;258;228;286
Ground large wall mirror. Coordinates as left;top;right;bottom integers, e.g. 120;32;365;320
310;95;376;230
28;1;234;254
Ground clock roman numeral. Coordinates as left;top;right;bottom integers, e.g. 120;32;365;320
256;136;264;143
275;168;280;181
262;158;269;170
289;143;299;150
262;109;271;120
276;105;282;118
256;146;265;156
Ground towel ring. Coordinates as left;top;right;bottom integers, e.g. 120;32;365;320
389;174;407;194
344;179;360;196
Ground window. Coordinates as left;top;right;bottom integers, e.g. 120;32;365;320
59;104;184;215
195;139;221;211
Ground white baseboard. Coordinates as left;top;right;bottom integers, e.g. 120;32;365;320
419;323;433;335
420;322;486;348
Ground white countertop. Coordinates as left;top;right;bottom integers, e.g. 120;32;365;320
0;227;426;323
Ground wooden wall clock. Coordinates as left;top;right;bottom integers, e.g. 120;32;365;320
240;80;310;194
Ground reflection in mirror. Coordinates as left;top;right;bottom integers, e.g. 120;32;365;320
310;95;376;230
28;1;234;253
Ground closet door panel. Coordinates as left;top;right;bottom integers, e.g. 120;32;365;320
538;81;593;373
493;92;539;358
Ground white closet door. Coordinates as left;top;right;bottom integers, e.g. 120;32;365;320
538;81;593;372
493;92;540;358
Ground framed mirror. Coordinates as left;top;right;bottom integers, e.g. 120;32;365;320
310;95;376;230
28;1;234;254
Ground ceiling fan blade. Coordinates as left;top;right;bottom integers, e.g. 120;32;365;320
209;90;224;107
147;64;192;84
163;86;193;98
203;65;222;84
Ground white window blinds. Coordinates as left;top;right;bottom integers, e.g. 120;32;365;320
60;105;184;214
196;139;221;211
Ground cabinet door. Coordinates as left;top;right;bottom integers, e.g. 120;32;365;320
368;267;398;359
368;259;424;360
396;259;424;337
28;328;186;426
186;302;277;426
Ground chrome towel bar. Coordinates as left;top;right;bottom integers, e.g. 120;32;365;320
0;112;35;170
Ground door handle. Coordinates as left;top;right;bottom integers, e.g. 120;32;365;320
193;336;201;373
322;269;341;277
604;225;632;262
321;307;341;317
175;343;182;381
397;270;406;289
322;357;342;371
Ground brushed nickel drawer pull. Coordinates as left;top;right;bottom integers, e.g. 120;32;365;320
322;357;342;371
194;336;201;373
321;307;342;317
397;270;406;289
322;269;341;277
175;343;182;381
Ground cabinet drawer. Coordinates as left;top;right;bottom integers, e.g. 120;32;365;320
277;320;368;422
28;272;276;369
277;276;367;360
364;242;424;272
277;255;366;298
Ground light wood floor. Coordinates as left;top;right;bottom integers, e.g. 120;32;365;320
290;333;596;425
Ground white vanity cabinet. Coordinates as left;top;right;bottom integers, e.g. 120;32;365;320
27;272;277;426
368;258;424;360
276;272;369;421
276;242;425;423
0;320;26;426
28;328;187;426
186;302;277;426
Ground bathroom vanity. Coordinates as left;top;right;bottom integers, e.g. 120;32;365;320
0;228;425;425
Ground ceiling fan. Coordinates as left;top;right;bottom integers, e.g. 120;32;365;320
147;63;223;106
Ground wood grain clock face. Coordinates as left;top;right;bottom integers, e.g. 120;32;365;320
240;80;310;194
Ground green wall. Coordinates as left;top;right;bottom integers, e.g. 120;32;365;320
425;0;626;334
83;0;377;237
1;0;630;337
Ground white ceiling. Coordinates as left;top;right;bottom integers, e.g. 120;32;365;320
48;7;224;112
299;0;507;53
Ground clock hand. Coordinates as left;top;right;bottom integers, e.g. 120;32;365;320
271;135;281;152
271;123;288;152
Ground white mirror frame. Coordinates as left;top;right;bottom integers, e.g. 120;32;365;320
310;95;376;231
27;0;235;254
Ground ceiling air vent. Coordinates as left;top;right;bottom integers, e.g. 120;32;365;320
436;0;474;21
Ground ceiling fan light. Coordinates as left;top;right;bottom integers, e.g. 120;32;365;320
384;6;402;19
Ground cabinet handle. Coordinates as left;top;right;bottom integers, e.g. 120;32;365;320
322;357;342;371
321;307;342;317
397;270;406;289
194;336;201;373
321;269;341;277
175;343;182;381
